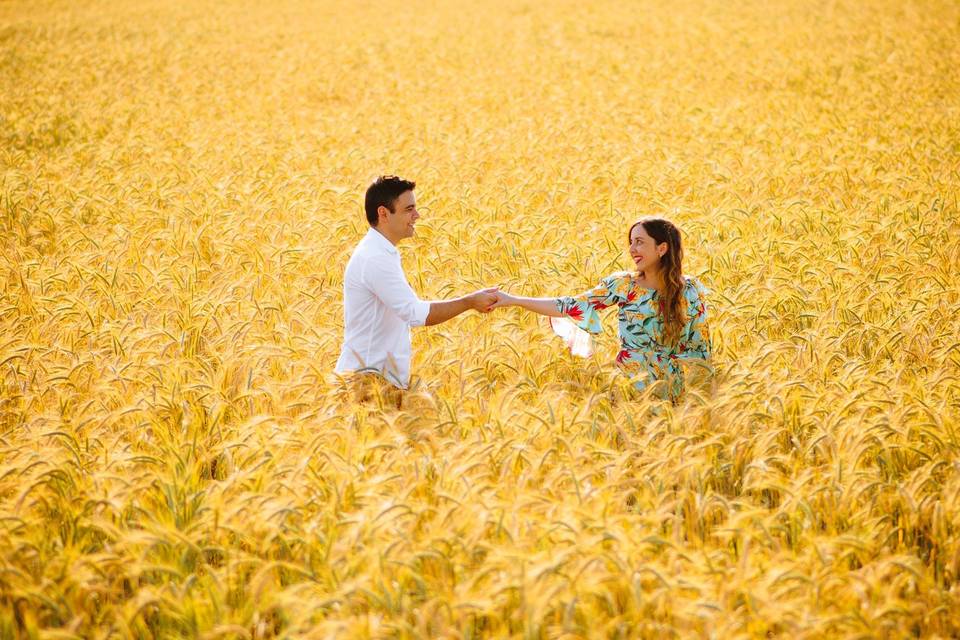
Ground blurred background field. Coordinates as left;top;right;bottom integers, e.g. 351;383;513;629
1;0;959;637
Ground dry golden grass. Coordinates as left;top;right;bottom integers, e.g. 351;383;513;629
2;0;960;637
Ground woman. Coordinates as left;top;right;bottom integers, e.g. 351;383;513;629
490;218;712;401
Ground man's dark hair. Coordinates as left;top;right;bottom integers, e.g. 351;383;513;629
365;175;416;226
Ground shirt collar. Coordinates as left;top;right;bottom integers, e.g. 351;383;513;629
366;228;398;255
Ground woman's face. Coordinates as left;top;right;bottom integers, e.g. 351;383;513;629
629;224;667;270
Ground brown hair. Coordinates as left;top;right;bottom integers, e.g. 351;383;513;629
628;218;687;345
365;175;416;226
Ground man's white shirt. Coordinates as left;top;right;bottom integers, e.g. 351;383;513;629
335;228;430;388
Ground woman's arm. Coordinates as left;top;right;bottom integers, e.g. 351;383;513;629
490;274;629;334
677;281;712;363
488;292;563;317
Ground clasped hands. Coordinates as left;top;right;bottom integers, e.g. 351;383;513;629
467;288;516;313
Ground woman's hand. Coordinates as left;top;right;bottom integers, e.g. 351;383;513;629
486;291;516;311
467;287;500;313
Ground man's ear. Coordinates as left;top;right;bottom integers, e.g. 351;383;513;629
377;205;391;226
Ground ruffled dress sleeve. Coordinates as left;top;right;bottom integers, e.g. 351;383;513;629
550;273;631;357
555;273;630;333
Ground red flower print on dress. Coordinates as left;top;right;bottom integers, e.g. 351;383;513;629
616;349;630;365
567;306;584;322
626;289;638;302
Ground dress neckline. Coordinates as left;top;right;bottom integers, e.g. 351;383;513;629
629;273;695;294
629;273;660;299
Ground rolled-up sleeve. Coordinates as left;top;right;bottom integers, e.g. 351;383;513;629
361;254;431;327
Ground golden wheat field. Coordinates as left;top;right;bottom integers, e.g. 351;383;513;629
2;0;960;637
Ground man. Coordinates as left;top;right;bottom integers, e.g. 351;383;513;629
335;176;497;402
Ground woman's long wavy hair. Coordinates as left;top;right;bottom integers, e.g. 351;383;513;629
629;217;687;346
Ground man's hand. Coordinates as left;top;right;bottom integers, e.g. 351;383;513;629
469;287;500;313
425;287;500;325
485;290;515;311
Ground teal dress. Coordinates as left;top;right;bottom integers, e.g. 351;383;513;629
555;272;712;400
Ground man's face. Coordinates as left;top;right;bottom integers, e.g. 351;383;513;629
378;190;419;242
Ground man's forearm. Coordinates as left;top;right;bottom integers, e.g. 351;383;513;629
425;296;472;326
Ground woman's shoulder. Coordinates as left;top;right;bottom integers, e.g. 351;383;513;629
598;271;637;289
683;276;710;318
683;275;710;300
683;274;708;289
591;271;642;302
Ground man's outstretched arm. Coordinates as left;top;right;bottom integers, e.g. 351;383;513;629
363;256;498;327
425;287;498;326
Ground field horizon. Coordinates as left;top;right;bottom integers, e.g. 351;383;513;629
2;0;960;637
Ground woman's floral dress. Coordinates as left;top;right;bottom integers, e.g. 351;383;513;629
555;272;712;401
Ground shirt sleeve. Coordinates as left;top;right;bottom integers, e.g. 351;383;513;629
554;273;630;334
361;253;431;327
677;279;712;364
